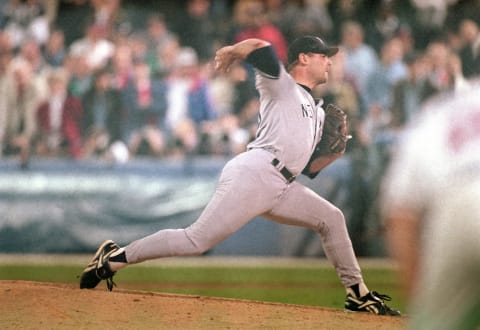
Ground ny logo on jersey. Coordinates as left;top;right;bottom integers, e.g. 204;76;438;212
301;104;314;118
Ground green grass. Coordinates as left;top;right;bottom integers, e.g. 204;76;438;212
0;263;405;311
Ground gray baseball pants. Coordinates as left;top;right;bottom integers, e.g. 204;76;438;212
125;148;363;288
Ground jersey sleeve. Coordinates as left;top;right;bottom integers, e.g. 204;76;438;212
245;46;280;78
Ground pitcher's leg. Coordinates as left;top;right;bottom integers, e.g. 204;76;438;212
265;182;363;288
125;157;280;264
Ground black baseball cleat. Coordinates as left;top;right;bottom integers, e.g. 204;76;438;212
79;240;119;291
345;291;401;316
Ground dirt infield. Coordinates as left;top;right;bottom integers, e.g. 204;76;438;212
0;280;407;329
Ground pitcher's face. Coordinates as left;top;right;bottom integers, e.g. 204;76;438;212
307;53;332;84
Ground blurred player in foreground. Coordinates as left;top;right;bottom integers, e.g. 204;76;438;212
382;81;480;329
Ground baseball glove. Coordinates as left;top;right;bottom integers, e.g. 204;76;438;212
315;103;350;155
301;104;351;179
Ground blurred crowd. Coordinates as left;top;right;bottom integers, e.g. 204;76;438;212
1;0;479;167
0;0;479;255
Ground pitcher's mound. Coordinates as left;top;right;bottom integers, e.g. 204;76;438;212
0;280;406;329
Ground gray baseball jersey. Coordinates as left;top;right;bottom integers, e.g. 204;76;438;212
247;63;325;175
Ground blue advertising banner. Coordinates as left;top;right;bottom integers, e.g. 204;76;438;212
0;156;379;256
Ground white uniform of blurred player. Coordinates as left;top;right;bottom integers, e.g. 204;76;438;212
382;82;480;330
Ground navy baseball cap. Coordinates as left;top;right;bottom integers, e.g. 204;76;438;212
287;36;339;66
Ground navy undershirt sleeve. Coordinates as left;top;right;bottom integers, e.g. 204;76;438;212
245;46;280;78
301;149;322;179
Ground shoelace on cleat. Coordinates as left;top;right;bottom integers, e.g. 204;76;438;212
370;291;392;302
370;292;400;315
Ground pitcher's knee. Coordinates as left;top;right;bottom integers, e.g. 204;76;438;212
184;232;216;255
191;240;213;255
320;207;347;232
332;207;346;222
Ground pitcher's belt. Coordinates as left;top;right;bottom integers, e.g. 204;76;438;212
271;158;295;183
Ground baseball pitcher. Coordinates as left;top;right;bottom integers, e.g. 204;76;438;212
80;36;400;316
